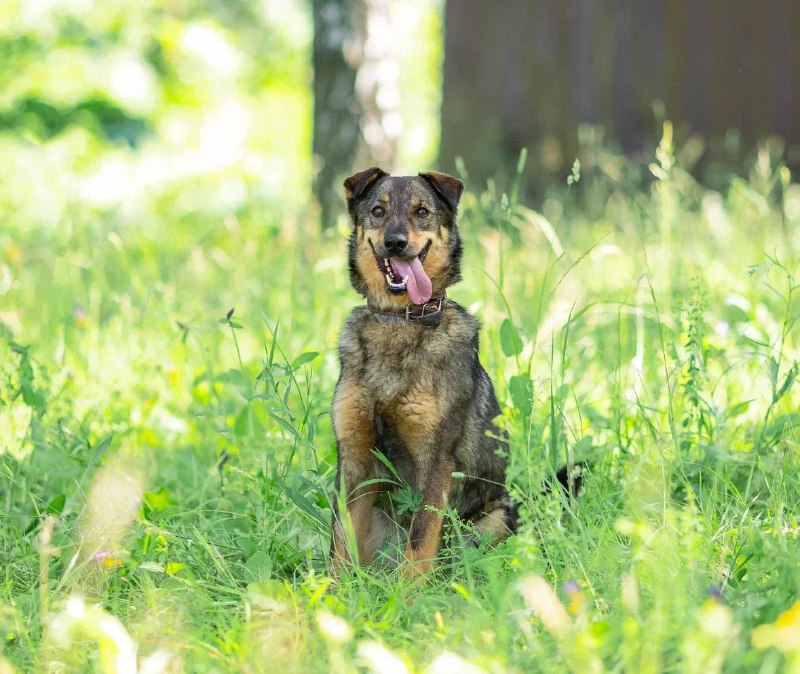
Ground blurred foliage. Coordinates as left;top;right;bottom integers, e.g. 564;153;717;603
0;0;314;230
0;0;443;237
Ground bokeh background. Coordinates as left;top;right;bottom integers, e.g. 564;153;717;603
4;0;799;233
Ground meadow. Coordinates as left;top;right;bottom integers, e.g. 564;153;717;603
1;117;799;674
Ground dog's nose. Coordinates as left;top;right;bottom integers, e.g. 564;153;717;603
384;233;408;255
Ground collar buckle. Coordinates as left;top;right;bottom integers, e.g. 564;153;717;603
407;295;444;321
368;295;447;325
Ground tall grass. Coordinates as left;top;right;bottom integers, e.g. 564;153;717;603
1;135;799;672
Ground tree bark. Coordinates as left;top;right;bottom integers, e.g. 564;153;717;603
313;0;360;230
312;0;401;230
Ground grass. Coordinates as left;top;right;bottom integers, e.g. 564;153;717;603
1;136;799;673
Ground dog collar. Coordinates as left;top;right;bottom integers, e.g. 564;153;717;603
366;295;447;326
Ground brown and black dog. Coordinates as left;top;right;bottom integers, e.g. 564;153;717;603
330;167;517;578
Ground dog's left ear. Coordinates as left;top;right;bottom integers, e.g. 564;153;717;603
343;167;388;210
419;171;464;213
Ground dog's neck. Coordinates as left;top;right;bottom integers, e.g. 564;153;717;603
365;295;447;327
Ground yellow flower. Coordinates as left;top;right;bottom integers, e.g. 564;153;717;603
563;581;586;615
4;243;22;264
752;601;800;653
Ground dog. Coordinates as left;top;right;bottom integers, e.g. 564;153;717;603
330;167;517;578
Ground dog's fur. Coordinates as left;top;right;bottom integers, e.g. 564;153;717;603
330;167;516;577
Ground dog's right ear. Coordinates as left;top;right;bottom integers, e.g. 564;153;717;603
343;167;387;210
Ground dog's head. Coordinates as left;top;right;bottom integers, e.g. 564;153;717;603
343;167;464;309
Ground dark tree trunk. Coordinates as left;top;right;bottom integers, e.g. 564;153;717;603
312;0;400;230
313;0;360;230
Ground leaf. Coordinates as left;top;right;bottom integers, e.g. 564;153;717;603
144;488;171;511
774;362;798;403
165;562;185;575
451;582;472;601
244;551;273;583
268;411;300;439
215;369;250;387
725;401;751;419
291;351;320;369
45;493;66;515
499;319;523;357
356;477;401;490
553;384;570;402
768;413;800;440
509;375;533;418
234;407;250;437
768;357;779;389
516;147;528;176
393;485;423;516
280;482;329;531
371;448;402;480
234;406;264;437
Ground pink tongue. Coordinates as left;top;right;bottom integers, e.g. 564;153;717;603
390;256;433;305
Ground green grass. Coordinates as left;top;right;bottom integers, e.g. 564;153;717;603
1;140;799;674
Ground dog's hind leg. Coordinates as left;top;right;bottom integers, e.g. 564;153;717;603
472;505;515;544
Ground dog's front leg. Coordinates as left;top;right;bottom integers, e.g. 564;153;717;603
330;377;378;569
402;452;455;579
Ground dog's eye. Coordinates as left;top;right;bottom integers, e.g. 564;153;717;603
371;205;385;217
416;207;429;218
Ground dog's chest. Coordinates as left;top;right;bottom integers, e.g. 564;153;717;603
357;321;441;406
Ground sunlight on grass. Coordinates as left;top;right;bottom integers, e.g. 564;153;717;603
2;129;799;670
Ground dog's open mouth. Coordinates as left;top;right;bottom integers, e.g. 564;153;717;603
371;240;433;305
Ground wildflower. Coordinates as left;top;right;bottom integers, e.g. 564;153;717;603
752;601;800;654
73;304;89;328
563;580;586;615
89;551;124;569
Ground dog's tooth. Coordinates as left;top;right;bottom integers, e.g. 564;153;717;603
402;275;409;285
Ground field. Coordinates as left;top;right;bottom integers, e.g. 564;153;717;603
1;128;800;673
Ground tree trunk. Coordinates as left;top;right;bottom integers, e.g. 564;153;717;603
313;0;360;230
312;0;401;230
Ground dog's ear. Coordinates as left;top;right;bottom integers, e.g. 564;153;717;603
419;171;464;213
343;167;388;209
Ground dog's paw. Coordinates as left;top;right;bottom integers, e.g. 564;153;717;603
399;558;433;584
